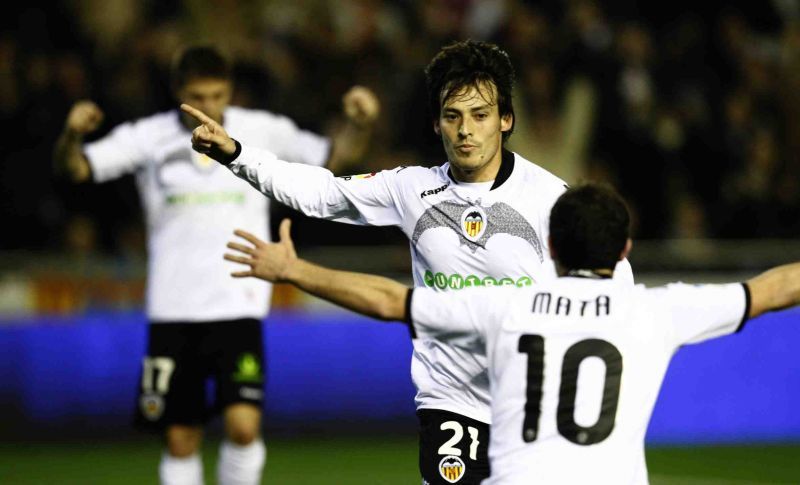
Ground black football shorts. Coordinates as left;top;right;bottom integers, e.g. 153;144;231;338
418;409;491;484
134;318;265;430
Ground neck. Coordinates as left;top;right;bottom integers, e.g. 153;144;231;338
558;267;615;279
450;157;502;183
448;148;514;190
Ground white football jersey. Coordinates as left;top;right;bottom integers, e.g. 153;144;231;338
225;146;633;423
85;106;329;321
410;278;749;484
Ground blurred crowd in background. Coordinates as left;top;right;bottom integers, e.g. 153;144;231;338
2;0;800;259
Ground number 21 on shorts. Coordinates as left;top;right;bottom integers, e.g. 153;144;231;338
438;421;480;460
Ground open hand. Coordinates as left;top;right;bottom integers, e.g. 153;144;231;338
224;219;297;282
180;103;237;162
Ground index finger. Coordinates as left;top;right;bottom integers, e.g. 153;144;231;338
180;103;214;125
233;229;264;247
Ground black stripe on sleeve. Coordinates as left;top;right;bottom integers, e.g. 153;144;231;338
736;282;752;333
404;288;417;339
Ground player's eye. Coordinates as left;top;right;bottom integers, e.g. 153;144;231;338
475;112;488;120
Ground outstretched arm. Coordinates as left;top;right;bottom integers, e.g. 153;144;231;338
325;86;380;172
181;103;402;225
54;101;104;182
225;219;409;321
747;262;800;318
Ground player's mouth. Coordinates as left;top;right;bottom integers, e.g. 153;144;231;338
455;144;478;154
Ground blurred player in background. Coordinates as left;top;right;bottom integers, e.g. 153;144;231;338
53;45;379;485
182;40;631;484
224;183;800;484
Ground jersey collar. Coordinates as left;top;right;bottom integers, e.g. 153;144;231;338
565;269;613;280
447;148;515;191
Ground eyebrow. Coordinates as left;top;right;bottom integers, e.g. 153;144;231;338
443;105;491;113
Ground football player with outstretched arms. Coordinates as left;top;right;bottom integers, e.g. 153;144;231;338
224;183;800;484
182;40;632;484
53;45;379;485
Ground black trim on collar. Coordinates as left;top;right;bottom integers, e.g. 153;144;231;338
404;289;417;338
446;149;515;191
736;282;752;333
565;269;613;280
491;149;515;190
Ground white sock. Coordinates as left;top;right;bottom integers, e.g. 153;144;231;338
217;439;266;485
159;451;204;485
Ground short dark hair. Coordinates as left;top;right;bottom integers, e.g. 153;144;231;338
549;184;630;271
424;40;515;141
171;45;232;90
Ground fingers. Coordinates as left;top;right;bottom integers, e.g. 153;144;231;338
181;103;215;126
224;253;253;265
68;101;104;134
278;218;292;243
343;86;380;124
226;241;256;256
231;270;254;278
233;229;264;247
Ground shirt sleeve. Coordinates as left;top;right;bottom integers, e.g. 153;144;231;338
84;122;149;182
226;144;403;226
408;286;510;349
259;113;330;168
652;283;750;347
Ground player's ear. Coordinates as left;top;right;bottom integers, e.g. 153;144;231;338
547;236;557;260
433;120;441;135
500;113;513;132
619;238;633;261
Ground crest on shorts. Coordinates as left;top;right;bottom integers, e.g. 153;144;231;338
460;206;486;242
140;393;164;421
439;455;466;483
233;353;263;383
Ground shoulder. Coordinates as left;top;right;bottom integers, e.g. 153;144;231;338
129;110;180;133
375;164;447;187
226;106;294;130
512;152;569;196
103;110;180;144
507;152;569;213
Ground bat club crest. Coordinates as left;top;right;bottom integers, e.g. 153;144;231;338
461;206;487;242
439;455;466;483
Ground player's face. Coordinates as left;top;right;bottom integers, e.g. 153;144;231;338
177;77;232;126
435;81;513;183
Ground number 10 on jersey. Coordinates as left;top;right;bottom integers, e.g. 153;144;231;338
518;335;623;446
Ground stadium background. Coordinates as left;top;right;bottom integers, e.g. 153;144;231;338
1;0;799;483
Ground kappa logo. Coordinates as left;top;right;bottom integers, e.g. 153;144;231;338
420;183;450;198
140;393;165;421
439;455;466;483
411;200;543;260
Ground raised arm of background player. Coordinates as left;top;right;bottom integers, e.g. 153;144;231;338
224;218;800;323
53;87;379;183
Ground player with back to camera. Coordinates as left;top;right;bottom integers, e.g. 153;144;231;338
224;183;800;484
53;45;379;485
181;40;633;484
